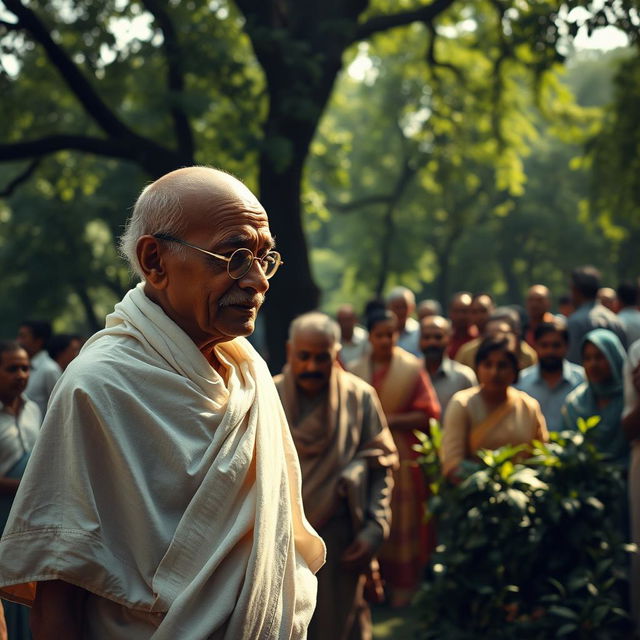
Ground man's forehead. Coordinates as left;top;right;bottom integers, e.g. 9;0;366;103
0;349;28;365
291;330;336;351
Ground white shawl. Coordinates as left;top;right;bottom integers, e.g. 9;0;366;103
0;283;325;639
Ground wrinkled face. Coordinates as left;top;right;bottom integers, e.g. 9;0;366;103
155;192;272;348
387;296;410;330
288;330;336;397
477;349;517;392
0;348;30;404
420;322;449;359
449;297;472;331
582;342;612;385
535;331;567;371
526;289;550;320
470;296;493;332
369;319;398;361
17;326;41;358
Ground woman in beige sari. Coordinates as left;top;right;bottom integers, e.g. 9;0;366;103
349;310;440;607
441;333;548;481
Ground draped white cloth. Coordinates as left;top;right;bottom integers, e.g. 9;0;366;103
0;283;325;639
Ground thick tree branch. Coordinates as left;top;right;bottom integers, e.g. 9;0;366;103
426;22;464;82
140;0;194;157
2;0;136;140
0;19;19;30
0;159;41;197
353;0;457;43
0;135;134;162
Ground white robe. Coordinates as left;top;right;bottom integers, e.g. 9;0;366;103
0;283;325;639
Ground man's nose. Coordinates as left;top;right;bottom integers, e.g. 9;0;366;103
238;259;269;294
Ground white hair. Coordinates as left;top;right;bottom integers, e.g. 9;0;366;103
386;286;416;305
288;312;341;345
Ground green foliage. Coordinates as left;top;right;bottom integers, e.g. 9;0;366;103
589;52;640;280
306;14;630;310
413;421;632;639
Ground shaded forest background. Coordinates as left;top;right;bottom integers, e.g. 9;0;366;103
0;0;638;369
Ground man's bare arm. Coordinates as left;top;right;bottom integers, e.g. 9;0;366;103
30;580;88;640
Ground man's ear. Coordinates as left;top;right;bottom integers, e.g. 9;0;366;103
137;235;169;288
285;341;291;361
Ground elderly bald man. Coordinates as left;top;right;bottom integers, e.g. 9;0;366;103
386;286;422;357
419;316;477;415
446;291;478;359
0;167;325;639
336;304;369;366
524;284;555;346
274;312;397;640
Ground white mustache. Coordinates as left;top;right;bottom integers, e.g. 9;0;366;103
218;291;265;308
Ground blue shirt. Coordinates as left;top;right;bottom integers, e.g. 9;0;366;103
516;360;585;432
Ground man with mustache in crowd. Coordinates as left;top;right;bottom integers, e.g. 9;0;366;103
275;312;397;640
0;167;325;639
516;318;585;432
420;315;477;416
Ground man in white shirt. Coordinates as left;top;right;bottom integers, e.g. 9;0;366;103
0;340;42;638
16;321;61;416
336;304;369;366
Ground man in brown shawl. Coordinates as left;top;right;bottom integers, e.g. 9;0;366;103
274;312;398;640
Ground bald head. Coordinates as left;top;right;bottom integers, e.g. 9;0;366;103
597;287;618;312
287;312;340;396
417;299;442;321
449;291;473;332
386;286;416;330
336;304;358;341
420;315;451;363
289;312;341;347
526;284;551;322
120;167;264;278
421;315;451;334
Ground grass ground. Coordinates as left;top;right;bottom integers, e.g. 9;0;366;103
371;603;420;639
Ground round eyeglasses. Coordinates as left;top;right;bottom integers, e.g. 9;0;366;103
153;233;283;280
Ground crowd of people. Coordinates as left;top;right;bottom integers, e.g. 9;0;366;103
1;166;640;639
326;270;640;636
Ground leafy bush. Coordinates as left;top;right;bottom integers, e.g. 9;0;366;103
413;417;633;639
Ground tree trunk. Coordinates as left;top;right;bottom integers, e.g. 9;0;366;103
259;148;319;372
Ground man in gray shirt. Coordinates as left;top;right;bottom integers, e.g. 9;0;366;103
567;266;626;363
517;319;585;432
